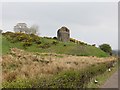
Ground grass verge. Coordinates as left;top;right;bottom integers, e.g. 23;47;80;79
86;62;118;88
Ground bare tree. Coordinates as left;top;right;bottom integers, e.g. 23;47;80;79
29;25;39;35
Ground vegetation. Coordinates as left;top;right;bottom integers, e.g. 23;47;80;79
70;38;87;45
1;32;118;88
86;63;118;88
29;25;39;35
1;32;109;57
3;48;115;82
99;44;112;55
2;52;117;88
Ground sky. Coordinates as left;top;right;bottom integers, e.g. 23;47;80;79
0;1;118;50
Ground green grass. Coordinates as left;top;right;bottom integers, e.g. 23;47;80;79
2;36;24;55
1;32;109;57
86;62;118;88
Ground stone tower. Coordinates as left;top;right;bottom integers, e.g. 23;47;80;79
57;26;70;42
14;23;28;33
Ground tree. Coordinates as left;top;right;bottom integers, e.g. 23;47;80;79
99;44;112;55
29;25;39;35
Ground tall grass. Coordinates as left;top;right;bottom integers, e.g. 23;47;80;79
2;48;117;88
2;61;116;88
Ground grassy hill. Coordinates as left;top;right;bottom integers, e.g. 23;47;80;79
1;32;118;88
1;32;109;57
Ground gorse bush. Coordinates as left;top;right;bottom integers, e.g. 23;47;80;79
30;34;40;43
23;42;32;47
3;32;41;48
3;32;41;43
70;38;87;45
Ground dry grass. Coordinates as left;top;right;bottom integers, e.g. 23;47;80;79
2;48;117;82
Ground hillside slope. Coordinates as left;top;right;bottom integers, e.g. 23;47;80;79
1;32;109;57
2;48;117;88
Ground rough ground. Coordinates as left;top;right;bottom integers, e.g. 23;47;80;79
2;48;117;82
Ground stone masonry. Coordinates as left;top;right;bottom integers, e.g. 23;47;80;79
57;26;70;42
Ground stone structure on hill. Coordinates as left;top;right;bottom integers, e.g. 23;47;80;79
57;26;70;42
14;23;29;33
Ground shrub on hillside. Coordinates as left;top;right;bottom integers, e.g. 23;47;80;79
35;40;41;44
23;42;32;48
30;34;40;43
64;44;66;47
53;37;57;40
70;38;76;43
3;32;42;45
2;32;14;36
52;41;59;45
44;37;52;39
92;44;96;46
3;32;16;41
70;38;87;45
79;42;85;45
99;44;112;55
17;34;31;42
39;43;51;49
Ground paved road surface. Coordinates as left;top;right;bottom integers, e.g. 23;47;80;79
101;69;119;89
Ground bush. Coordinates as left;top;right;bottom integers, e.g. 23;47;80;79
23;42;32;48
35;40;41;44
53;37;57;40
44;37;52;39
79;42;85;45
3;32;42;45
92;44;96;46
30;34;40;43
70;38;87;45
70;38;75;43
39;43;51;49
17;34;30;42
99;44;112;55
52;41;58;45
64;44;66;47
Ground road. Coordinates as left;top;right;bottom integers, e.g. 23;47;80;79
101;69;119;89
